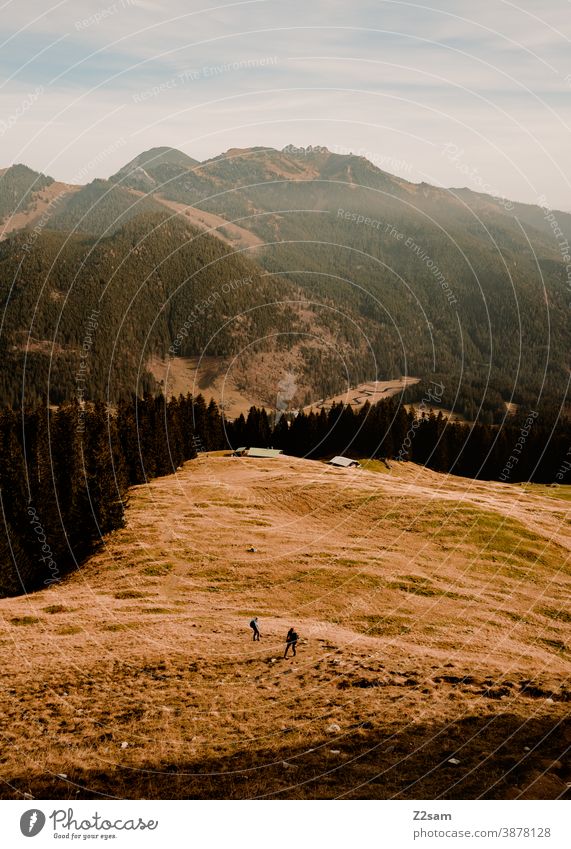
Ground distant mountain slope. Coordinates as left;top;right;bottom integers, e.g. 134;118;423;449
453;187;571;244
147;146;568;419
110;145;201;194
1;146;570;417
0;212;372;406
0;164;76;240
0;164;53;222
48;178;165;235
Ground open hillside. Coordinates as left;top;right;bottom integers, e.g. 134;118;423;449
1;455;569;800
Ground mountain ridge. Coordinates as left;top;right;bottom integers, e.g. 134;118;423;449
1;146;570;419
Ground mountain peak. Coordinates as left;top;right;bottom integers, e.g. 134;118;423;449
110;146;200;181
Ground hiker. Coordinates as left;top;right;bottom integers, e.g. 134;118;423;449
250;617;261;641
284;626;298;658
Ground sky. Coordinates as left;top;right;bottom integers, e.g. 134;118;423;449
1;0;570;208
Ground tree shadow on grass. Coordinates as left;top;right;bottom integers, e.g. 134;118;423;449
3;712;570;800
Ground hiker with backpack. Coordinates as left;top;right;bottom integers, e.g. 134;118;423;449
250;617;261;641
284;626;298;658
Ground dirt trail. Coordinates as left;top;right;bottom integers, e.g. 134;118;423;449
0;456;569;799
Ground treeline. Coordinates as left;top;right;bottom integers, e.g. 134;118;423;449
1;391;569;598
0;394;224;597
233;398;570;483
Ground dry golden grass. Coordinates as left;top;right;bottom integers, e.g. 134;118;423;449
147;355;264;418
0;455;570;800
303;377;420;412
0;181;81;240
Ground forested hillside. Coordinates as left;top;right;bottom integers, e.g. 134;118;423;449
1;146;570;422
108;145;571;422
47;179;165;235
0;393;203;596
0;212;371;406
0;164;53;222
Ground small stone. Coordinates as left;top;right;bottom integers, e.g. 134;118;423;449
448;757;461;765
545;697;554;704
524;746;530;751
326;723;341;733
330;749;341;754
57;773;67;779
120;741;129;749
